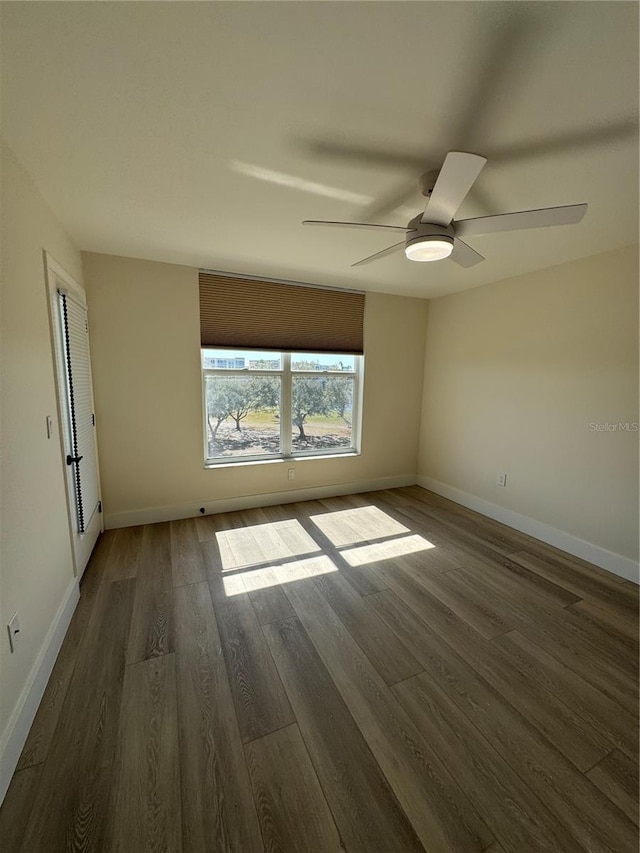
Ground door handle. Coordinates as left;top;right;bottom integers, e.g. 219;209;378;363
66;454;83;466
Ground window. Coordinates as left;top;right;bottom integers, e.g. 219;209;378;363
202;349;362;464
198;270;365;465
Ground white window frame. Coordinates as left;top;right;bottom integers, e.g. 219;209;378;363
202;349;363;466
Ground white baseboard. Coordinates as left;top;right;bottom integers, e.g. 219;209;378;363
104;474;417;529
0;577;80;805
417;476;639;584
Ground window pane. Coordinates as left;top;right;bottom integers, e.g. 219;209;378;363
291;353;355;372
205;375;281;458
202;349;282;370
291;376;354;452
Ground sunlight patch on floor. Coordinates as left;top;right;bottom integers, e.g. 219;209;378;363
310;505;409;547
341;534;435;566
217;519;321;571
223;554;338;596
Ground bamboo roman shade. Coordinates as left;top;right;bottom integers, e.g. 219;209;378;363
199;271;365;354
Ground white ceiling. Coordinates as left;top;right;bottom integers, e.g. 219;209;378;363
1;1;638;298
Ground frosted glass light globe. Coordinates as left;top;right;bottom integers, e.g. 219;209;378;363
405;238;454;262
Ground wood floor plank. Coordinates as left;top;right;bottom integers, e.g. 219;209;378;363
448;563;638;710
520;540;632;584
174;581;263;853
16;532;108;771
399;562;515;639
214;595;295;742
244;723;343;852
513;611;638;716
0;765;41;851
509;550;639;612
170;518;206;587
383;494;583;609
337;530;452;577
248;582;295;625
586;750;639;827
548;602;639;670
202;540;295;742
86;526;117;582
218;522;266;571
283;578;494;852
240;507;321;562
450;542;582;610
251;506;320;546
316;493;366;512
103;524;143;582
201;527;245;604
193;511;222;542
393;674;583;853
109;654;182;852
235;509;298;624
367;589;638;852
312;570;423;684
262;615;426;852
127;522;174;664
493;630;638;760
263;516;323;560
314;498;412;547
19;579;135;853
476;563;638;676
569;597;639;644
368;581;611;772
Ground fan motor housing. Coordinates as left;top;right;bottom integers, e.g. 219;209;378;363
405;218;455;251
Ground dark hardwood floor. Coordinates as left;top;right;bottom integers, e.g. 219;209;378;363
1;486;638;852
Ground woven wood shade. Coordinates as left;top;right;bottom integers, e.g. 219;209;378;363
199;272;365;354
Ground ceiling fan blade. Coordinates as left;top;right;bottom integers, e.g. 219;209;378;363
422;152;487;225
351;241;405;268
455;203;588;237
303;219;414;233
450;238;485;268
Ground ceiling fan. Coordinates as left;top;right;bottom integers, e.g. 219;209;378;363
302;151;587;268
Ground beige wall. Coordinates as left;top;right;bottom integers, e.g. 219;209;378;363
0;143;83;748
418;245;639;563
82;253;429;524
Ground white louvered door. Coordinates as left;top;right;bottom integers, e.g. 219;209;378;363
55;284;102;576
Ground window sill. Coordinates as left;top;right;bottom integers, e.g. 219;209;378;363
204;451;360;470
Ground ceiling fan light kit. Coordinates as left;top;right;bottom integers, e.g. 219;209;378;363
405;236;454;262
404;220;454;262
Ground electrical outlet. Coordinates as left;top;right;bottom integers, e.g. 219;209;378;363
8;612;20;652
496;473;507;487
288;468;295;480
